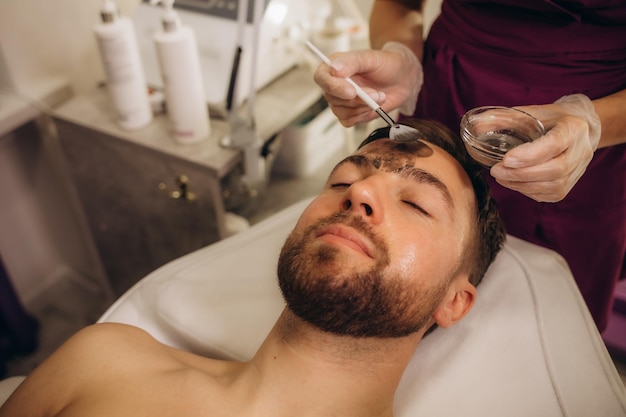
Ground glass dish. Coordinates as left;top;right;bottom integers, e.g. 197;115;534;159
460;106;545;167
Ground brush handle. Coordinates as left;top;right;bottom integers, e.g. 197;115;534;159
343;78;381;112
305;40;380;112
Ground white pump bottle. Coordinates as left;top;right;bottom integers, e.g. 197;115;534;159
94;0;152;130
152;0;210;144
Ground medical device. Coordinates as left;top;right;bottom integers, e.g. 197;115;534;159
131;0;311;111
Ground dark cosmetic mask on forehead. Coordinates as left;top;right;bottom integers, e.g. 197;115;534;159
357;126;434;171
359;126;433;156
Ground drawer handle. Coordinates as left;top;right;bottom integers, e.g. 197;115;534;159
158;175;196;201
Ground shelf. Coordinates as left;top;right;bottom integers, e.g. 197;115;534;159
52;63;323;179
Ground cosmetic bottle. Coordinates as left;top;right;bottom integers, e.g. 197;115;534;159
152;0;210;144
94;0;152;130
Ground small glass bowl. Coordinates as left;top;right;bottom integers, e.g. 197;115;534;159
460;106;545;167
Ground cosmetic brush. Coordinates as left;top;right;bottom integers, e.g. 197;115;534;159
305;40;420;142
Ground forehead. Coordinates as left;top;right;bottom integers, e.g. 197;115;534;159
347;138;474;205
354;139;459;172
355;139;434;171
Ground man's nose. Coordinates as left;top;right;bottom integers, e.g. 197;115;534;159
340;180;384;224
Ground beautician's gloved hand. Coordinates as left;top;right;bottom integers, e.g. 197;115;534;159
313;42;423;127
491;94;601;202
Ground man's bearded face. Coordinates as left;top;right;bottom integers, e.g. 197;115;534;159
277;211;449;338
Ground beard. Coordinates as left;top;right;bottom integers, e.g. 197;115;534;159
277;212;450;338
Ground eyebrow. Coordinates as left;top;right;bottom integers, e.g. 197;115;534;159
398;166;454;209
332;155;455;210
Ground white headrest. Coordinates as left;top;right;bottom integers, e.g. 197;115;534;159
100;198;626;416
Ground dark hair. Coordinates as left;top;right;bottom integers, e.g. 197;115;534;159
359;119;506;287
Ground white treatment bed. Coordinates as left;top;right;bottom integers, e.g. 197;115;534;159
3;198;625;415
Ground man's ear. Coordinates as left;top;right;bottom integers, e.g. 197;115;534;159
433;277;476;328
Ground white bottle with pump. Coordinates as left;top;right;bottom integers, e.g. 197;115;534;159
152;0;210;144
94;0;152;130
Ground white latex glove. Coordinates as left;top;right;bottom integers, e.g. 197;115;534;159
312;42;423;127
382;42;423;116
491;94;601;202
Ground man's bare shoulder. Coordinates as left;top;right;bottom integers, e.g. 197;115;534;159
44;322;172;376
0;323;212;417
70;322;169;362
69;323;219;374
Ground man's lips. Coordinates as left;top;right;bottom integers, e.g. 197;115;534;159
315;224;375;258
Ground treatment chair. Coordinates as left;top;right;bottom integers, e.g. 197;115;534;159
2;198;625;415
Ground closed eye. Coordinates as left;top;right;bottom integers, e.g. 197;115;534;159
330;183;351;189
402;200;430;216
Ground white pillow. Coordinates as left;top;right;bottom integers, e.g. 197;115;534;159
102;198;626;417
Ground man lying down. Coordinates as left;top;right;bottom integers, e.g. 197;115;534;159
0;119;505;417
